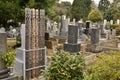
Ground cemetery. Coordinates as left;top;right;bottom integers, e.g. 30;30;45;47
0;0;120;80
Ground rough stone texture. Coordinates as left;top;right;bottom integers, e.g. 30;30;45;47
100;40;118;48
68;25;78;44
1;75;18;80
15;8;46;80
63;25;81;54
59;15;68;38
64;43;80;54
0;33;7;71
0;33;9;79
86;44;103;53
91;28;99;44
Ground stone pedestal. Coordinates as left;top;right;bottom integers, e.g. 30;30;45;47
64;43;80;54
86;28;103;53
1;75;18;80
86;44;103;53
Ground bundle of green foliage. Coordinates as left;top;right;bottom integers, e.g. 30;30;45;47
85;51;120;80
115;24;120;36
110;24;119;29
43;51;85;80
2;51;15;67
88;9;103;23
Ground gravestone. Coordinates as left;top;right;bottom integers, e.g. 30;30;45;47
111;29;116;39
78;21;87;43
100;24;106;38
59;15;68;38
73;18;76;25
86;28;103;53
64;25;80;54
85;21;90;35
15;8;46;80
0;33;9;79
110;20;113;25
91;28;99;44
117;19;120;24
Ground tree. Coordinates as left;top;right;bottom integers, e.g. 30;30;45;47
88;9;103;23
98;0;110;18
0;0;58;28
71;0;91;21
0;1;21;28
104;0;120;21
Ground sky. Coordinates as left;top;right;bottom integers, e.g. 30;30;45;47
59;0;113;5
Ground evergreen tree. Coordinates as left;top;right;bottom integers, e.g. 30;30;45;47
71;0;91;21
98;0;110;18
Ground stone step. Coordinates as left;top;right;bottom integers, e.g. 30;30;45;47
0;69;9;79
0;73;9;79
1;75;18;80
0;69;9;75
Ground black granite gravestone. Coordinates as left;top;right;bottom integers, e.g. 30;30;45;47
68;25;78;44
45;32;49;40
64;25;80;54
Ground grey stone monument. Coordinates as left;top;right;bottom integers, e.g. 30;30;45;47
99;24;106;38
0;33;18;79
59;15;68;38
63;25;80;54
86;28;103;53
0;33;8;79
15;8;46;80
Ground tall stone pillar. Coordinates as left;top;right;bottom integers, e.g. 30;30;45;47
0;33;8;79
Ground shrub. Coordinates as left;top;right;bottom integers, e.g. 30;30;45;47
115;24;120;36
88;9;103;23
1;51;15;67
85;51;120;80
43;51;85;80
110;24;119;29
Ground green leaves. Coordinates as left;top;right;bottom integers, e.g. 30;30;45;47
88;9;103;23
85;51;120;80
71;0;91;21
43;51;85;80
1;51;15;67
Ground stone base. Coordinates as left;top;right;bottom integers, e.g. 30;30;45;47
0;69;9;79
86;44;103;53
101;33;106;38
63;43;80;54
1;75;18;80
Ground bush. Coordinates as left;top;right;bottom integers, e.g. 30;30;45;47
85;51;120;80
115;24;120;36
110;24;119;29
1;51;15;67
43;51;85;80
88;9;103;23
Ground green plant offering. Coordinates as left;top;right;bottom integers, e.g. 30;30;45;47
2;51;15;67
43;51;85;80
